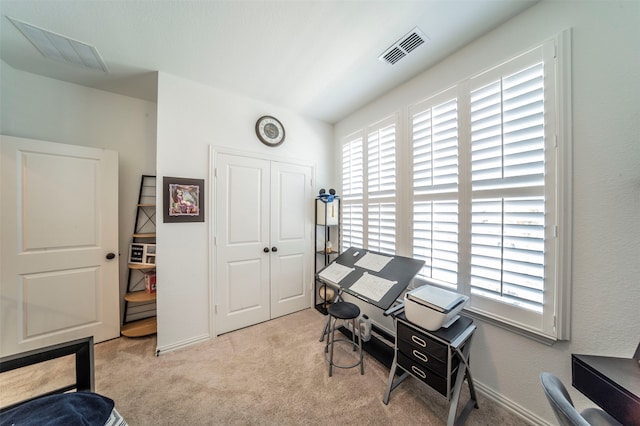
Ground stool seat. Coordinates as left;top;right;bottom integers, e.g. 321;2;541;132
324;301;364;377
328;302;360;320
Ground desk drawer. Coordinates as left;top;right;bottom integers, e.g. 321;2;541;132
397;338;459;377
397;321;447;363
397;352;457;397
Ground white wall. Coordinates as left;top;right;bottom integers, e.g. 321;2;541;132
0;61;158;318
155;72;333;352
335;1;640;423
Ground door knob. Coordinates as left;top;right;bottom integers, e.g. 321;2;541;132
271;247;278;252
263;247;270;253
106;252;116;260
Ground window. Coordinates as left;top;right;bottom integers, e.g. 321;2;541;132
342;116;397;255
411;93;460;287
341;33;571;342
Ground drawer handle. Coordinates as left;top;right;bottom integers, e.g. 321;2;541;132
413;349;428;363
411;335;427;348
411;365;427;379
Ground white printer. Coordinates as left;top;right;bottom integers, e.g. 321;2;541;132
404;285;468;331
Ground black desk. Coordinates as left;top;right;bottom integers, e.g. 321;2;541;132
572;353;640;425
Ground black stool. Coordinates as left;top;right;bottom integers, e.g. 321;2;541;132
324;301;364;377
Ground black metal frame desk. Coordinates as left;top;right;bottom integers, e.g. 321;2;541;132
317;247;424;344
572;353;640;425
383;309;478;426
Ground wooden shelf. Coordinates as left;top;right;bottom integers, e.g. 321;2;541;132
124;291;156;303
121;317;157;337
123;176;157;339
133;232;156;238
128;263;156;270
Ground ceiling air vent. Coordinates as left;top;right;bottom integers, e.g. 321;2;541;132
379;27;428;65
8;16;108;72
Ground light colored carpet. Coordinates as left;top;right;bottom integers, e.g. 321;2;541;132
1;308;529;425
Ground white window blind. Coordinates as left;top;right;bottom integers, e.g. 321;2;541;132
342;203;363;249
368;202;396;255
470;59;546;314
413;200;459;286
342;137;363;200
411;93;459;284
470;63;545;189
368;124;396;198
341;117;397;254
413;98;459;194
470;197;545;312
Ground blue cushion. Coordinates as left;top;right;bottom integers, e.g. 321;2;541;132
0;392;114;426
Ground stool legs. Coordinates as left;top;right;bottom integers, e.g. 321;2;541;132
326;315;364;377
357;318;364;375
329;317;337;377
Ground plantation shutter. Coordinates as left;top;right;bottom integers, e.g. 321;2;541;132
368;124;396;198
367;202;395;254
366;120;396;254
469;58;546;313
342;137;363;199
342;136;364;251
342;203;363;250
411;96;459;285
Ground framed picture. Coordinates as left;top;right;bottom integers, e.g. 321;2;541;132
129;243;156;266
163;177;205;223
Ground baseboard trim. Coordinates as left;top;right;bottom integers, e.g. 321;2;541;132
474;380;550;426
155;334;211;356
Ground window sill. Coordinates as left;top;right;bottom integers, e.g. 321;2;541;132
463;307;558;346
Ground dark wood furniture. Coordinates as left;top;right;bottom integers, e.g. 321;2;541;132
572;353;640;426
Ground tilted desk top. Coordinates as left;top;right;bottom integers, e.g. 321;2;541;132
317;247;424;311
572;353;640;426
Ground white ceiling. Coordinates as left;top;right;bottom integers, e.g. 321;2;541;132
0;0;538;124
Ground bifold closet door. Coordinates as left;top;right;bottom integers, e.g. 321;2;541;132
214;153;311;335
215;154;271;335
269;161;311;319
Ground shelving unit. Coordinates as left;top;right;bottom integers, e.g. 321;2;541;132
314;197;340;314
121;175;157;338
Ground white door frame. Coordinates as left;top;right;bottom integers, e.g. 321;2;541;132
208;146;316;336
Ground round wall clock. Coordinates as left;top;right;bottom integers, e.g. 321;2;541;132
255;115;285;147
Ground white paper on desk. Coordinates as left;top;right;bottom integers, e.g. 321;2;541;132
354;252;392;272
318;262;354;285
349;272;396;302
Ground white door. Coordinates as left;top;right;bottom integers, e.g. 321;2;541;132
270;162;312;318
215;154;271;334
215;153;311;335
0;136;120;357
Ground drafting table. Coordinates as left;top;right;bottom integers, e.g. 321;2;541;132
317;247;424;348
317;247;424;310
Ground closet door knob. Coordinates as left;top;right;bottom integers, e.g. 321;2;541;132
263;247;270;253
106;252;116;260
271;247;278;252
